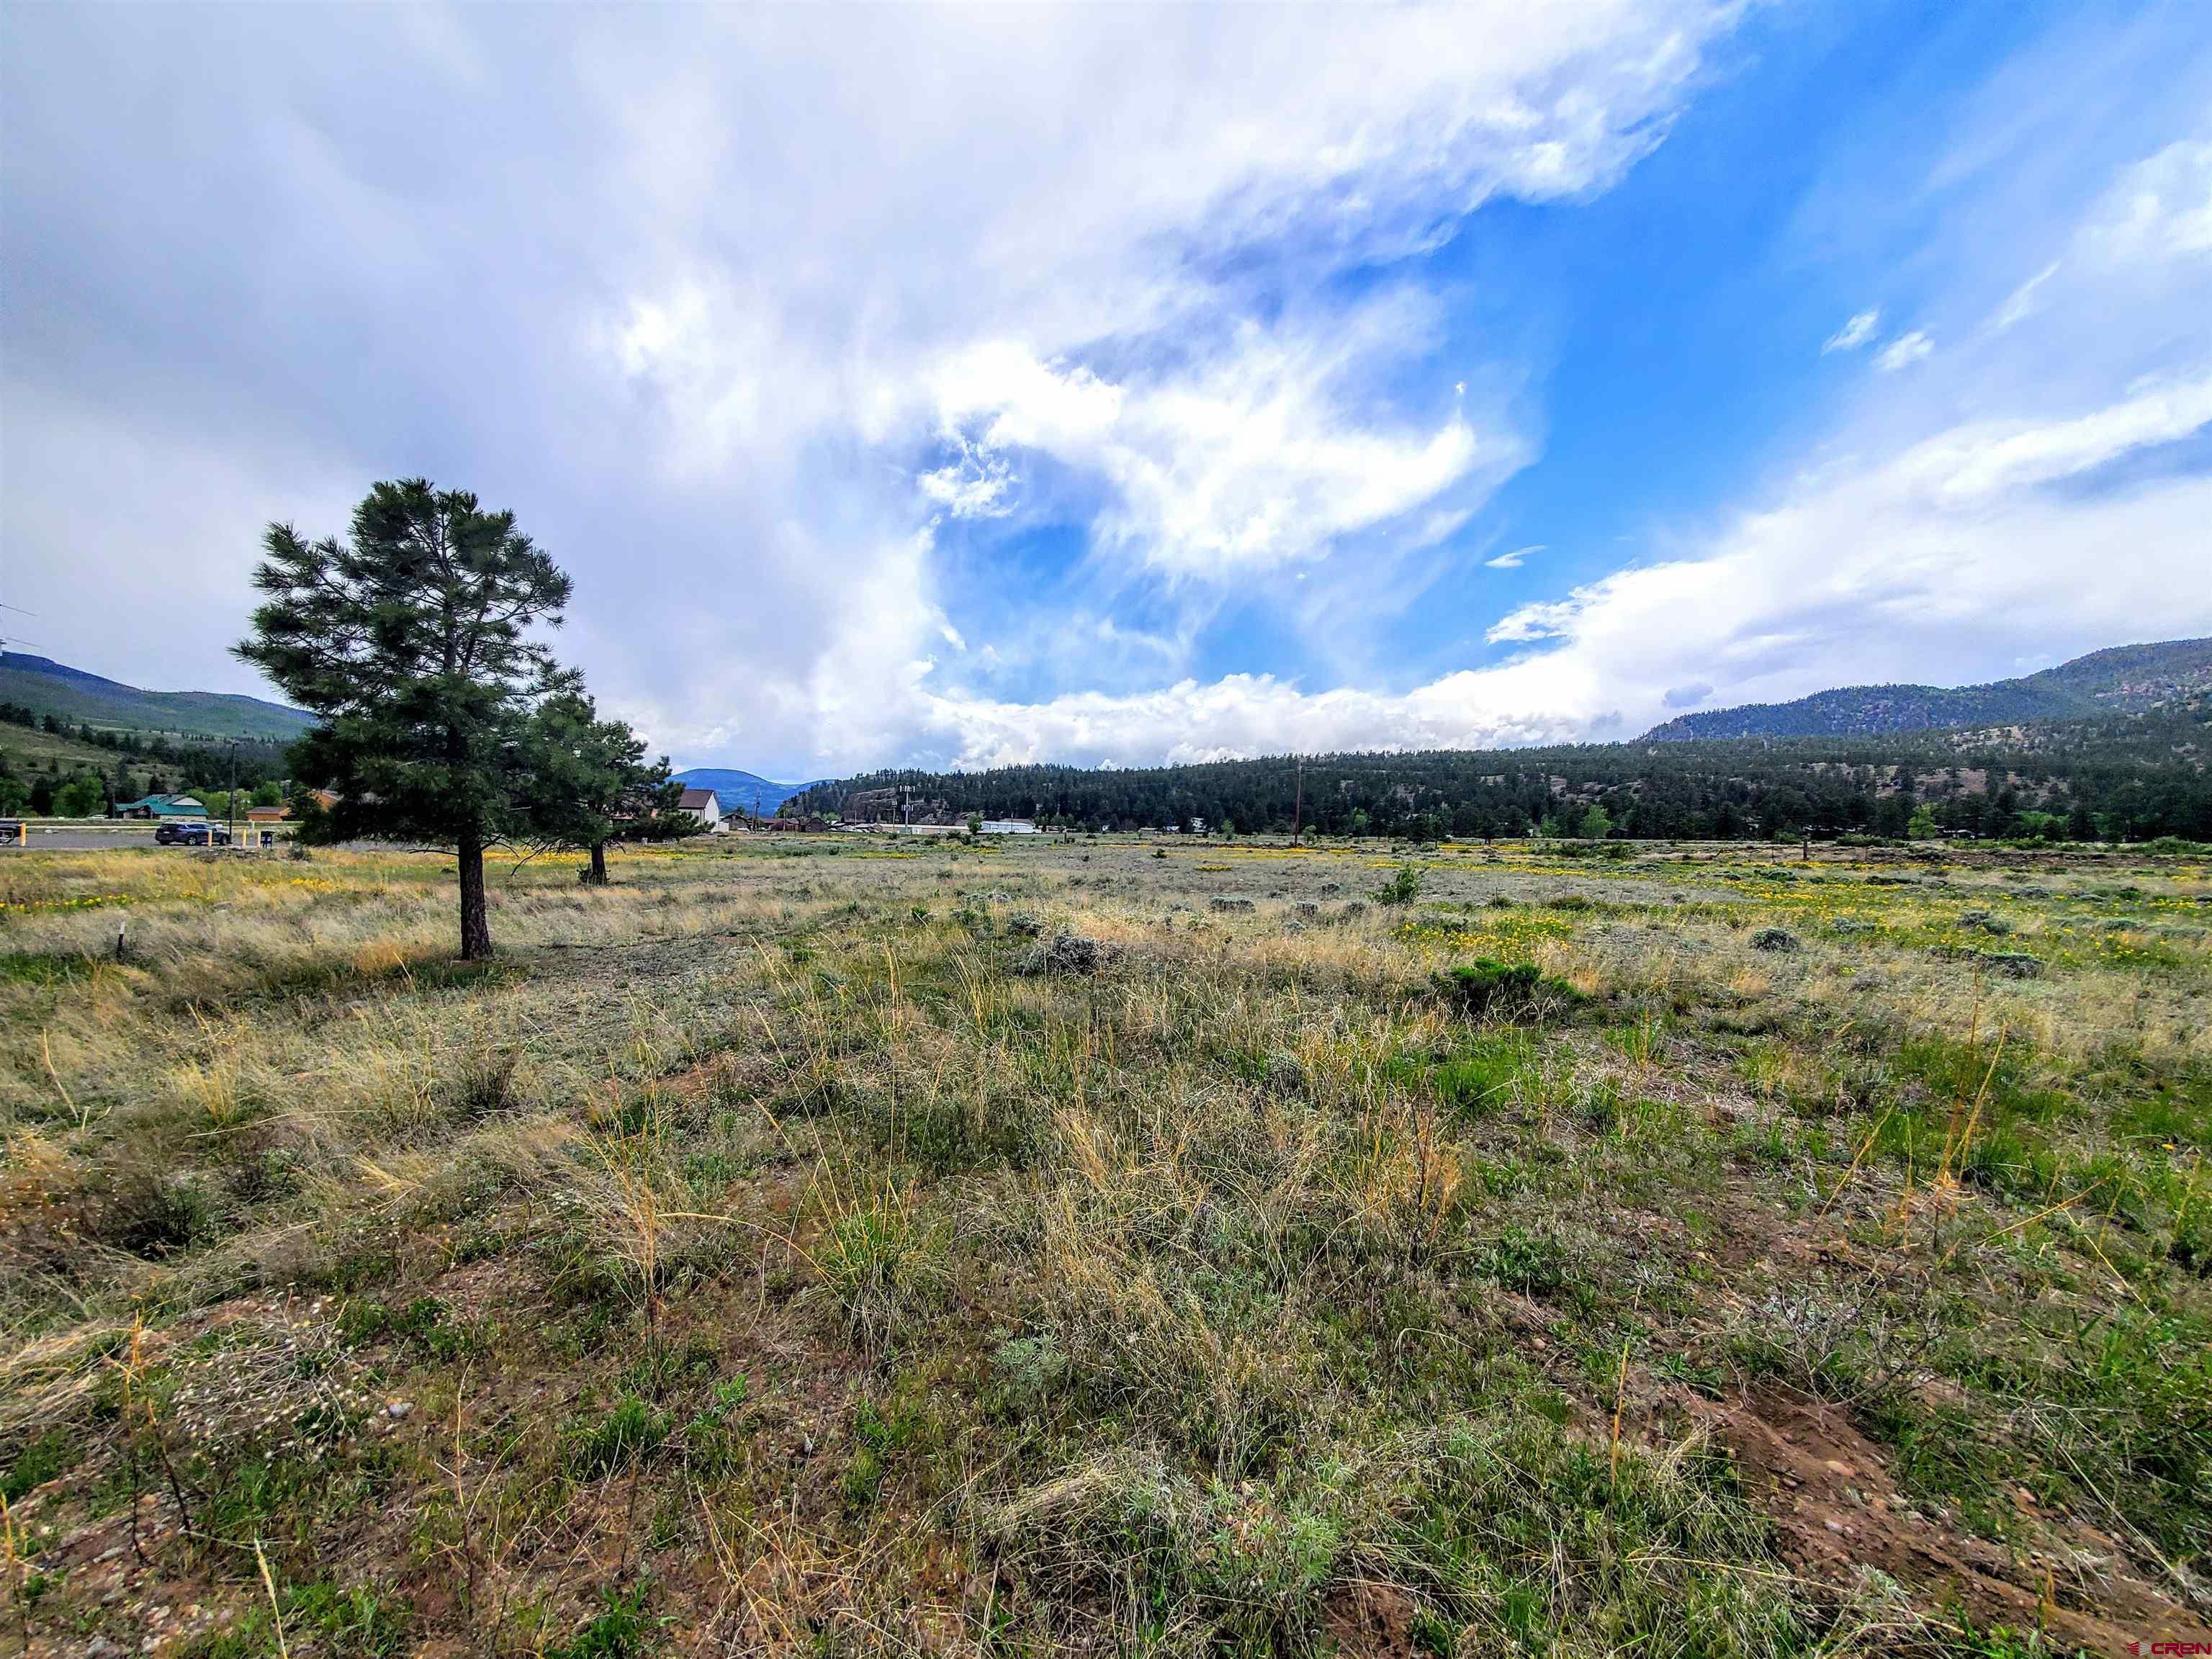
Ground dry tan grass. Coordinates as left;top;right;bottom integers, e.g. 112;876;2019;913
0;834;2204;1654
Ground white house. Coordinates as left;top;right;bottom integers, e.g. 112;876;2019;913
677;787;726;832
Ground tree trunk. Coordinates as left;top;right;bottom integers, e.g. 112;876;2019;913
457;830;493;960
583;840;608;886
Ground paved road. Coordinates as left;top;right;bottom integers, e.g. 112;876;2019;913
7;827;175;850
6;825;303;852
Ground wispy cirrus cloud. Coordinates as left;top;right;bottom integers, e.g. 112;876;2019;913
1822;309;1881;353
1873;329;1935;372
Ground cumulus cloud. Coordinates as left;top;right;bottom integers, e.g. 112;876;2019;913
896;374;2212;769
1;1;1741;773
882;112;2212;771
6;5;2206;783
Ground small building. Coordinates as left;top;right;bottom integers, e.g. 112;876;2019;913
246;805;290;824
979;819;1039;835
112;793;207;820
678;787;726;832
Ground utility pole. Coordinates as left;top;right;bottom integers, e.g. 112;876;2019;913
227;742;238;848
1292;756;1303;847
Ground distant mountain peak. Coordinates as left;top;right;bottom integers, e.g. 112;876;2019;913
670;766;821;817
1640;637;2212;742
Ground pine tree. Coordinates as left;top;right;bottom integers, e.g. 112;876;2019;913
236;480;575;958
518;691;693;885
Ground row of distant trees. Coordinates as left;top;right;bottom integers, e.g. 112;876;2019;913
791;702;2212;846
238;479;697;958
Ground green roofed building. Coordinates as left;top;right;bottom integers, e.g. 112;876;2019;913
112;793;207;820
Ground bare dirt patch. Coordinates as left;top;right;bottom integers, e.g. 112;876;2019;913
1701;1388;2208;1654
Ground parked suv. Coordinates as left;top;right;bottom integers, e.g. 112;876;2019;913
156;821;230;846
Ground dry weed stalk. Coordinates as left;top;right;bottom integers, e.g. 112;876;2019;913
109;1313;197;1567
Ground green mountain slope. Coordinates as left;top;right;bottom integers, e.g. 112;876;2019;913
1640;637;2212;742
0;652;312;742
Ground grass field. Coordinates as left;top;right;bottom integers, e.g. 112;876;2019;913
1;834;2206;1657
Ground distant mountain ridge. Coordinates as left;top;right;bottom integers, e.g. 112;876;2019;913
670;767;819;818
1640;638;2212;742
0;652;313;742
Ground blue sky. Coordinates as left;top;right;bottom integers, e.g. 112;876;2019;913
6;2;2209;777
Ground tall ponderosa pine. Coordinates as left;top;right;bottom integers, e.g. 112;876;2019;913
518;692;695;886
235;480;574;958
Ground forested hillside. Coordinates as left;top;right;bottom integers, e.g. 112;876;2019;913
0;654;302;814
1642;637;2212;741
788;699;2212;842
0;700;291;815
0;652;310;742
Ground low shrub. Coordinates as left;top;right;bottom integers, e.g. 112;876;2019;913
1433;958;1578;1021
1372;865;1424;906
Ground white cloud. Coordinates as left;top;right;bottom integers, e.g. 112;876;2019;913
0;381;360;696
1480;384;2212;710
927;307;1498;580
899;374;2212;769
2079;138;2212;265
1988;261;2059;332
872;107;2212;771
917;441;1017;519
1873;330;1934;372
1901;374;2212;503
9;5;2205;783
1;1;1743;769
1984;140;2209;336
1485;544;1544;570
1822;309;1881;353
